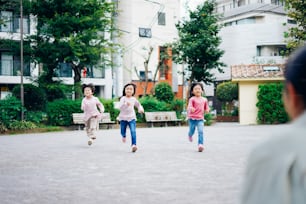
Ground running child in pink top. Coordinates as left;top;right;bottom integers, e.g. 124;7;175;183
118;83;144;152
187;82;210;152
81;83;105;146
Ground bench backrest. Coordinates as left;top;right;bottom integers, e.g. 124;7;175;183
145;111;178;121
72;112;112;123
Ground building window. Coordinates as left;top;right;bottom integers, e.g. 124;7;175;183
159;46;168;80
0;11;30;33
139;71;152;81
56;63;73;77
0;53;30;76
158;12;166;26
139;27;152;38
271;0;283;5
237;0;246;7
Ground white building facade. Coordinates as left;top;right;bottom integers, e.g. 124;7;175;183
216;0;291;81
112;0;182;97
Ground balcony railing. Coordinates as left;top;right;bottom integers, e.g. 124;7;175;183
252;56;286;65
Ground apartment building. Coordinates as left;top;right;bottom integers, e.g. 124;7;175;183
215;0;290;81
112;0;183;97
0;8;112;100
214;0;293;124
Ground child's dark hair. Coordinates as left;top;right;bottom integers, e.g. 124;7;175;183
122;83;136;96
188;82;204;99
82;83;95;93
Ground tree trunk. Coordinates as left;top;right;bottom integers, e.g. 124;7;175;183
72;63;82;99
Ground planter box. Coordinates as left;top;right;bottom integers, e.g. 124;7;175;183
216;116;239;122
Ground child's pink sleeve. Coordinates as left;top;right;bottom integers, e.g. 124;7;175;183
204;99;210;112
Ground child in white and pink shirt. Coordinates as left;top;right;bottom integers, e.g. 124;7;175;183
81;83;104;146
187;82;210;152
118;83;144;152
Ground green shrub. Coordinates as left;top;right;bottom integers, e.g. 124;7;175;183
8;120;37;130
139;96;171;112
154;82;174;103
256;83;288;124
44;84;68;101
47;99;82;126
171;99;185;119
25;111;48;124
0;96;24;126
12;84;47;111
204;112;214;126
100;98;119;121
0;122;8;133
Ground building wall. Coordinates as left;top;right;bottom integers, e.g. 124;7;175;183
238;81;260;125
114;0;182;97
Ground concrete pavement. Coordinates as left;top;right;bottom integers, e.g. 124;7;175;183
0;123;288;204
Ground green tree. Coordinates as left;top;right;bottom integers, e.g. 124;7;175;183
172;0;225;84
283;0;306;55
216;81;238;115
28;0;117;98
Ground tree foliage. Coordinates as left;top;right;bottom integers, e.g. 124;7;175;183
172;0;225;84
27;0;117;98
216;82;238;102
283;0;306;55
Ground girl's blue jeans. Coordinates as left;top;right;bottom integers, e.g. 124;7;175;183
120;119;136;145
188;119;204;145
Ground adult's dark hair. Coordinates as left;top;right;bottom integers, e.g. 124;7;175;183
122;83;137;96
284;45;306;108
82;83;95;93
188;82;204;99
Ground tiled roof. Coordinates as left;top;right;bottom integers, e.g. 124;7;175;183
231;64;285;80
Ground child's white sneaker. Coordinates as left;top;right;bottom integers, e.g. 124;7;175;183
198;144;204;152
131;145;137;152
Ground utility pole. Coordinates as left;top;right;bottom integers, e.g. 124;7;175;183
20;0;24;120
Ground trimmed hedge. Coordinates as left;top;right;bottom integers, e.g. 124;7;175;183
256;83;288;124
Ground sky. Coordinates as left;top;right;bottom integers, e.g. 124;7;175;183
181;0;205;18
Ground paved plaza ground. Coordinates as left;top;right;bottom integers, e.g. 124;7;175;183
0;123;288;204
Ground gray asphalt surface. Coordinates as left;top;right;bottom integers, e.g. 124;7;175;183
0;123;287;204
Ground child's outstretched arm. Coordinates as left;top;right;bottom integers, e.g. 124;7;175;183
134;100;144;113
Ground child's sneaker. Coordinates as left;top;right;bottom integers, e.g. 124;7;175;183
91;137;96;140
122;137;126;143
198;144;204;152
88;139;93;146
132;145;137;152
188;136;193;142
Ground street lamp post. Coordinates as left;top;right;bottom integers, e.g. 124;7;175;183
20;0;24;120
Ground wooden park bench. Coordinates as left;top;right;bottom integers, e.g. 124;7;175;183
144;111;182;127
72;112;116;130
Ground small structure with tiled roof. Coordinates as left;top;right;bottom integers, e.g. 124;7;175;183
231;64;285;125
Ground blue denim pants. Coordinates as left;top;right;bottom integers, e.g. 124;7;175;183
120;119;137;145
188;119;204;145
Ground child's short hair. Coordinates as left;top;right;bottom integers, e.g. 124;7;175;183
122;83;136;96
82;83;95;93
